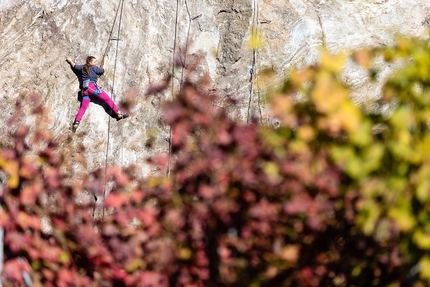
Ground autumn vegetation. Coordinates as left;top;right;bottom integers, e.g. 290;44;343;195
2;36;430;286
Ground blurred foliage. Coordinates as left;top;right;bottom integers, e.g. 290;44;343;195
2;35;430;286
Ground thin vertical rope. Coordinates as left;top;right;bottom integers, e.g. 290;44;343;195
247;0;258;124
254;0;263;124
101;0;123;66
115;0;126;165
101;0;121;218
167;0;181;178
180;0;191;86
102;0;125;219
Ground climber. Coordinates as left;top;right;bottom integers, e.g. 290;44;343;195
65;56;129;132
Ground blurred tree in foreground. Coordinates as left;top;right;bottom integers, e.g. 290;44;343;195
2;36;430;286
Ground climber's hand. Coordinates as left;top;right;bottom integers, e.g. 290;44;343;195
66;58;76;67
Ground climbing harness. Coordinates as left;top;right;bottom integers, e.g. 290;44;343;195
83;79;90;89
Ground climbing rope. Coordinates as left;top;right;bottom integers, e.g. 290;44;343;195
247;0;264;125
101;0;123;67
254;0;263;125
115;0;126;166
167;0;201;178
247;0;258;124
167;0;181;178
101;0;126;219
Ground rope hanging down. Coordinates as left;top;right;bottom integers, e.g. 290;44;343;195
167;0;201;177
101;0;126;219
101;0;123;67
247;0;263;125
167;0;181;178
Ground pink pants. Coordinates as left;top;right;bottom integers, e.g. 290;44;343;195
75;82;119;122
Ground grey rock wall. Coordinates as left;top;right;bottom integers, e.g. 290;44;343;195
1;0;430;176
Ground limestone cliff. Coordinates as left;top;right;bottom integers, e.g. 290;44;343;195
1;0;429;176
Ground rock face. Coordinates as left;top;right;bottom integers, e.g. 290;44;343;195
1;0;430;176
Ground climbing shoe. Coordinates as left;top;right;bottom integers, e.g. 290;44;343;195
72;120;80;132
116;111;129;121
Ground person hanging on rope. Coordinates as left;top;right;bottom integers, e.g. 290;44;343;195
65;56;129;132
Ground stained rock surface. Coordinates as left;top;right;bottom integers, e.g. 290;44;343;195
1;0;430;175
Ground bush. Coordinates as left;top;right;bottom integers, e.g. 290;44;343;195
2;36;430;286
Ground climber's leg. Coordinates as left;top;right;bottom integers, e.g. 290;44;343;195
95;90;119;114
75;96;90;122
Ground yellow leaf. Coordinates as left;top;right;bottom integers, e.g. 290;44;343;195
416;134;430;159
263;162;281;183
362;143;384;174
350;119;372;147
59;252;70;264
346;157;364;179
320;49;346;74
291;68;316;86
126;259;144;272
280;245;300;263
397;36;411;51
390;105;413;131
353;49;371;69
297;125;315;142
330;146;355;167
352;265;362;277
357;199;380;235
388;206;416;232
413;229;430;249
271;96;295;126
312;73;350;116
247;27;263;49
178;248;192;260
419;256;430;283
416;180;430;203
338;101;362;132
2;160;20;189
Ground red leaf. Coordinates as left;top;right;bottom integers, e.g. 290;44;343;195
57;268;75;286
198;185;215;200
6;232;30;253
196;250;209;267
0;212;10;227
108;167;130;187
217;130;232;146
139;271;169;287
20;184;41;206
16;212;41;230
130;190;146;203
249;198;278;220
4;258;31;283
284;195;313;215
19;160;39;179
41;244;62;263
105;192;128;208
137;206;159;227
28;247;41;260
165;209;185;229
102;224;120;237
